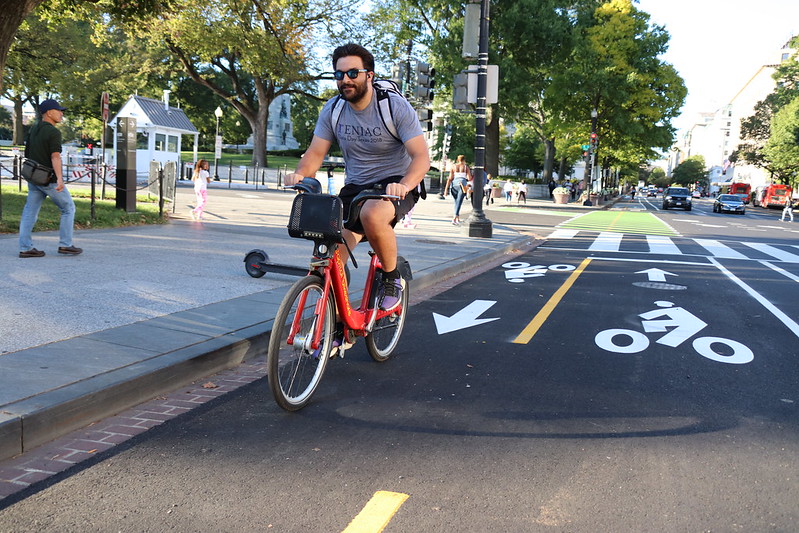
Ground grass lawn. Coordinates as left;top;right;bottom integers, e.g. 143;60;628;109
0;183;166;234
185;152;300;170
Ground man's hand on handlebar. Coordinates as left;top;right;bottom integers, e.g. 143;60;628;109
385;182;411;200
284;172;303;186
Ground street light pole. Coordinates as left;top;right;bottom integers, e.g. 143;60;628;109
213;106;223;181
583;108;598;206
464;0;493;238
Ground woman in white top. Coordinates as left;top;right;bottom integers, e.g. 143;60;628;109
191;159;211;220
444;154;472;225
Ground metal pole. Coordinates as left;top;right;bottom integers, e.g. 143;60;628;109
583;109;598;206
464;0;493;238
213;115;220;181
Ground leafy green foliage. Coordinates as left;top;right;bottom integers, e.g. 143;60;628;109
671;155;706;186
763;97;799;184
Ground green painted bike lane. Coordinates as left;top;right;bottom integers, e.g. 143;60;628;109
558;210;679;236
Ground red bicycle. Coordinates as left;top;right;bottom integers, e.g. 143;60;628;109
267;178;411;411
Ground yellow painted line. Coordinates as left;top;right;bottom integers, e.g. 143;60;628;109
512;257;593;344
342;491;409;533
606;211;624;232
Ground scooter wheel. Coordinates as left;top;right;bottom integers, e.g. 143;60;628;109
244;251;267;278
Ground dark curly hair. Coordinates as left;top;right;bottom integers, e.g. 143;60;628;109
332;43;375;72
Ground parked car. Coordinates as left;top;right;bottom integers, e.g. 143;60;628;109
662;187;692;210
713;194;746;215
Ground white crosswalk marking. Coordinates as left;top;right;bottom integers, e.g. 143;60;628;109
691;239;749;259
588;232;623;252
743;243;799;263
548;229;579;239
646;235;681;255
546;230;799;262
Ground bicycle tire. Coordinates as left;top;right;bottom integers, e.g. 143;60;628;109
366;278;409;362
267;275;335;411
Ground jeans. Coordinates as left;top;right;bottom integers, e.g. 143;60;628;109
452;178;467;217
18;182;76;251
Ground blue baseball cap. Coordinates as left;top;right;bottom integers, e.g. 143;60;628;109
39;99;66;114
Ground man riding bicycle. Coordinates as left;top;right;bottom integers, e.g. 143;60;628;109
285;43;430;311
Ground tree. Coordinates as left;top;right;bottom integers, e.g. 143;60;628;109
671;155;706;186
128;0;357;167
503;126;544;177
763;97;799;185
736;37;799;180
0;0;170;94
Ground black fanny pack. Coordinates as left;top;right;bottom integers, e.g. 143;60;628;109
21;158;55;186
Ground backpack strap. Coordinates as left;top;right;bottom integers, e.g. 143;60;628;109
331;95;345;134
373;85;401;143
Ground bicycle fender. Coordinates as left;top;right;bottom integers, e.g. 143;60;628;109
396;255;413;280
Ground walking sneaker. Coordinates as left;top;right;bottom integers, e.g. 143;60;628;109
378;275;405;311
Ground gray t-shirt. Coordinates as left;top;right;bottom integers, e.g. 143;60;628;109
314;90;424;186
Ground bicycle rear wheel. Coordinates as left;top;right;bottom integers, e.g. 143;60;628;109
366;278;409;362
267;275;335;411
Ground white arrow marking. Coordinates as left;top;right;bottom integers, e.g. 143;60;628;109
635;268;677;282
433;300;500;335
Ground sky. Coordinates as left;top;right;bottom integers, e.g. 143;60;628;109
635;0;799;134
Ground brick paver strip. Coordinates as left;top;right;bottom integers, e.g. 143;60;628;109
0;360;267;504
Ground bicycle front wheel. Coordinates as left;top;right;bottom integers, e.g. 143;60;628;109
366;278;409;362
267;275;335;411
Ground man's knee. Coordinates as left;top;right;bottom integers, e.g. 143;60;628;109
359;201;395;228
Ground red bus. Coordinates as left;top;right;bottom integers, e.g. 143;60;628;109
751;184;793;208
720;182;751;203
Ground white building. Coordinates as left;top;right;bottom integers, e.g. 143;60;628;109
110;92;198;176
674;38;796;191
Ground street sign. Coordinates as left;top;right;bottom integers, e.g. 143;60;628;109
581;144;590;150
101;92;110;123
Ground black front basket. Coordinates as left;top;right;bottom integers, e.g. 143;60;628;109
287;193;344;242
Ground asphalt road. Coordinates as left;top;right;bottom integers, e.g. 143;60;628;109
1;196;797;531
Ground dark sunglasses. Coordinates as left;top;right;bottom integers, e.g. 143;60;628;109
334;68;368;80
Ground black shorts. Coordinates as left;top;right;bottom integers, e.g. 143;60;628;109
338;176;419;234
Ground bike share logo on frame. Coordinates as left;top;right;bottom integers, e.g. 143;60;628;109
502;261;576;283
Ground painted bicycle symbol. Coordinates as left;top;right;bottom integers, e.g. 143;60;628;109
501;261;575;283
594;300;754;364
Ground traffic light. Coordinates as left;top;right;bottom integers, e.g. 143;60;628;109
453;72;469;110
590;132;598;150
417;108;433;132
413;61;435;102
390;61;409;95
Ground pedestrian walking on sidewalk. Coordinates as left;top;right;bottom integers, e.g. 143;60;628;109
444;154;471;225
781;200;794;222
191;159;211;220
18;99;82;258
485;173;494;206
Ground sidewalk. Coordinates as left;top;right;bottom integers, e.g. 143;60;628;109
1;180;602;462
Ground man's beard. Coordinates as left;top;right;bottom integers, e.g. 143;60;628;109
338;78;369;103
